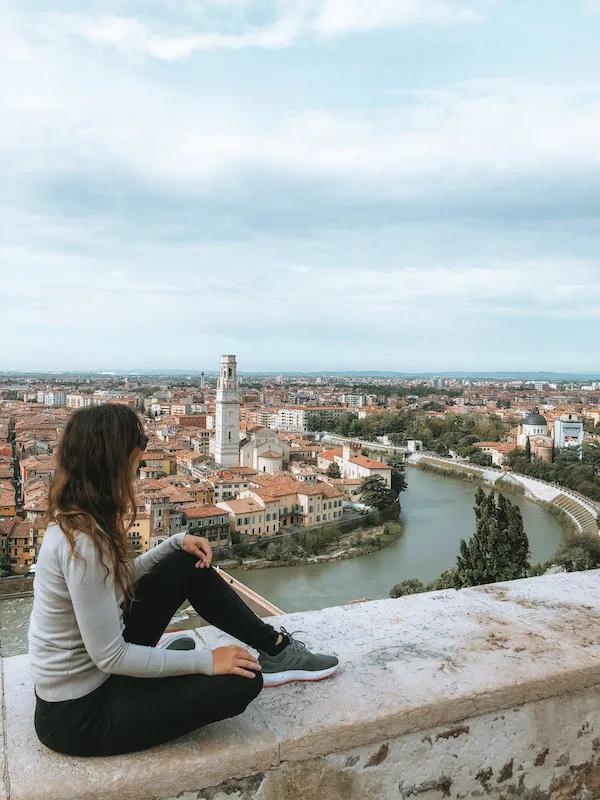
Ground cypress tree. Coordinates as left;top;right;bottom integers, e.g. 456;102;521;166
455;490;530;588
525;437;532;462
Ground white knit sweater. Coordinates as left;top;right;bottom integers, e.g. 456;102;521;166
28;524;213;702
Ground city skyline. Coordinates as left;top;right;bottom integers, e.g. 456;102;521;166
2;1;600;371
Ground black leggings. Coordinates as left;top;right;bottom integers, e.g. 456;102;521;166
34;549;279;756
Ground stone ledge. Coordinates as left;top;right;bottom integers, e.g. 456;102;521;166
4;571;600;800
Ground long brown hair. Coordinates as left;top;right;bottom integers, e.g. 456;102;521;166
47;404;145;598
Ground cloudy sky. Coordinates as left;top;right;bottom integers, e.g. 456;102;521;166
2;0;600;373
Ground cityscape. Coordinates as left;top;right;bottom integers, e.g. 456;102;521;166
1;358;599;579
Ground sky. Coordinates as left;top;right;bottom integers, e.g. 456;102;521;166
2;0;600;373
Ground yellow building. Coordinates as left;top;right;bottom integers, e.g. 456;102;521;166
127;513;151;555
217;498;268;539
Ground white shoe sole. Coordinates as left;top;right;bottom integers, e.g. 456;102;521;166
262;665;338;687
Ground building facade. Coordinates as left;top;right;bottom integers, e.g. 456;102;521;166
553;413;584;456
214;355;241;467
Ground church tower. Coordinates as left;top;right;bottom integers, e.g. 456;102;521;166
215;355;240;467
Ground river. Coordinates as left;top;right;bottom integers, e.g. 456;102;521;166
0;468;565;657
228;468;565;612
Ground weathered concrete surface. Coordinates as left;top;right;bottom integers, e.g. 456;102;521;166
166;687;600;800
195;585;600;761
0;659;7;800
2;654;278;800
465;569;600;656
6;572;600;800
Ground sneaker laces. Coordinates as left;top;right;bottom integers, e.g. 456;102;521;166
280;627;309;653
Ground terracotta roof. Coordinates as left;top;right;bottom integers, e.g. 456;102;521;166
221;498;265;514
258;450;282;459
349;455;391;470
183;504;226;519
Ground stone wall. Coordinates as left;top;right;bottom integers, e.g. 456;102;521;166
0;576;33;598
4;571;600;799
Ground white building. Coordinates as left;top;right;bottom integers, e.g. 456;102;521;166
270;406;355;433
214;355;241;467
407;440;424;453
320;442;392;488
43;392;66;406
239;428;290;474
341;394;365;408
517;409;549;447
553;413;584;456
66;394;92;409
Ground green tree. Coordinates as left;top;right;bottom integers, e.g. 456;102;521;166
387;455;408;495
455;490;530;588
307;413;326;432
333;412;357;437
469;450;493;467
389;578;426;598
0;552;11;578
525;437;532;463
553;534;600;572
327;461;342;479
427;568;459;591
360;475;397;510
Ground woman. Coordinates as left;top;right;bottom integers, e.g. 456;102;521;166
29;404;338;757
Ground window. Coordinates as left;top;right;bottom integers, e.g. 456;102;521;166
244;517;249;525
266;526;269;533
316;515;321;522
309;506;313;513
252;516;255;523
228;431;231;440
266;513;271;521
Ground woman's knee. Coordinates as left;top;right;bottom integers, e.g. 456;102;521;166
228;671;263;715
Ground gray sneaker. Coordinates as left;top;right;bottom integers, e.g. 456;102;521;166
259;629;339;687
157;632;197;651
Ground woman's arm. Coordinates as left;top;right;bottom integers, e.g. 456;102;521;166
63;533;213;677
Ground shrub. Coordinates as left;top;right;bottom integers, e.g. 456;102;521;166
427;568;459;591
389;578;426;598
553;533;600;572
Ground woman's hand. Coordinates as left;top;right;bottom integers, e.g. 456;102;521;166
182;534;213;569
212;645;261;679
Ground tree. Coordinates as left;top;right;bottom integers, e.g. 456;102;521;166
307;413;326;432
360;475;397;510
553;533;600;572
0;552;10;578
327;462;342;479
469;450;493;467
428;568;459;591
525;437;532;463
387;455;408;495
333;412;357;437
390;578;426;598
455;490;530;588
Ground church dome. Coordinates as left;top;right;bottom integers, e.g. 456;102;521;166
523;408;547;427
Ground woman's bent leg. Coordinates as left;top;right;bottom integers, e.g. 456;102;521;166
35;670;263;757
124;550;280;654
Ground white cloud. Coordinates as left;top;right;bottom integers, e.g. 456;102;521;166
5;0;487;61
314;0;482;37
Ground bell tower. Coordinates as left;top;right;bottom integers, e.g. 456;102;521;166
215;355;240;466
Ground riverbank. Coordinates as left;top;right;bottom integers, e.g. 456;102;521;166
221;520;404;571
406;457;588;540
